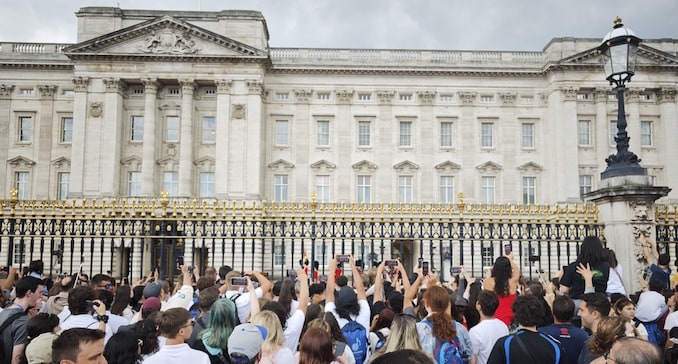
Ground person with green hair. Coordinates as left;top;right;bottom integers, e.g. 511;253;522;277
191;297;239;364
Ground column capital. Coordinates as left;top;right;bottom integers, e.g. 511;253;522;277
417;90;437;105
141;78;159;94
103;78;125;94
626;87;642;103
215;79;232;94
376;90;394;105
458;91;476;105
38;85;57;99
498;92;516;105
294;89;312;104
560;87;577;101
246;80;263;95
0;84;13;99
73;77;89;92
179;79;196;94
658;87;677;103
594;87;609;102
335;90;354;104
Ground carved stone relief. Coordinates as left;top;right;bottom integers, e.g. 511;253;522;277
376;90;394;105
139;27;199;54
336;90;354;104
417;91;436;105
89;102;103;117
232;104;246;120
0;84;13;98
73;77;89;92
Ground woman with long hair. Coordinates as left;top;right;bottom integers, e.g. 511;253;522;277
415;286;461;359
297;327;346;364
369;314;424;363
250;310;296;363
191;298;238;364
606;248;627;296
482;253;521;326
614;297;649;341
278;278;298;317
560;236;610;299
306;317;355;364
588;316;627;363
110;284;134;321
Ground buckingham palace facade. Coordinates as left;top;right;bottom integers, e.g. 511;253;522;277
1;7;677;205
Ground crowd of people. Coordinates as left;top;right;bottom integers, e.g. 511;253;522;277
0;235;675;364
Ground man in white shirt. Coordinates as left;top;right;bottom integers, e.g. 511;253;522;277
219;270;272;323
143;307;209;364
470;290;509;364
58;285;113;344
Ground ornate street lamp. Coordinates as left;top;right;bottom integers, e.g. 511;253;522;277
598;17;646;179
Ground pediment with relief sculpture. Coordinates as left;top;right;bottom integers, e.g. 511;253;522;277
64;15;266;60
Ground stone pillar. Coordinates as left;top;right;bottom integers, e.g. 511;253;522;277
554;87;580;201
69;77;89;197
586;176;671;293
36;85;57;199
594;88;610;168
0;84;13;194
336;90;354;199
101;78;124;196
418;91;437;201
178;79;195;197
626;88;642;155
214;79;231;198
458;92;476;200
140;78;158;196
293;89;311;200
658;88;678;200
245;80;264;199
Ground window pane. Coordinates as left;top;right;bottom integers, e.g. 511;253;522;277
398;176;413;202
315;175;330;202
481;123;493;147
274;175;288;201
62;117;73;143
610;120;617;146
276;121;288;145
641;121;652;146
440;176;454;203
166;116;180;142
202;117;216;143
521;123;534;148
357;175;371;203
399;121;412;147
131;116;144;141
481;176;495;204
522;177;536;204
317;120;330;146
19;116;32;142
16;172;30;200
358;121;371;147
163;172;178;196
57;172;70;199
199;172;215;198
579;175;592;198
440;122;453;147
578;120;591;146
128;172;142;197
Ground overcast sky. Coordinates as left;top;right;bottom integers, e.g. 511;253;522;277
1;0;676;51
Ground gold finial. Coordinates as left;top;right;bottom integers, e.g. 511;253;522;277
9;188;19;209
159;190;169;208
613;16;622;26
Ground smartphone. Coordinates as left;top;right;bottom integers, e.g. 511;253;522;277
385;260;398;268
450;266;462;274
287;269;297;282
337;255;349;263
422;261;430;276
504;244;512;255
318;274;327;283
230;277;247;286
123;277;129;285
85;300;100;312
176;256;184;269
418;257;424;268
382;271;388;280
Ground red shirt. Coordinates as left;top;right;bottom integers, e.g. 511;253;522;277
495;293;517;326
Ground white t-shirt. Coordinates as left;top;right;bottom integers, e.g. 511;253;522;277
142;343;210;364
225;287;264;323
163;284;195;311
283;309;305;352
105;311;129;334
325;300;371;332
606;266;626;295
59;313;113;344
271;346;297;364
469;318;509;364
635;291;668;322
664;310;678;331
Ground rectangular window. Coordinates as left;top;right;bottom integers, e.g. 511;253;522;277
521;123;535;148
199;172;215;198
163;171;179;196
131;87;144;95
641;121;653;146
440;121;453;147
315;175;330;202
577;93;590;100
358;121;371;147
166;116;180;142
481;176;495;204
578;120;591;146
398;176;413;203
204;88;216;95
128;172;142;197
167;87;180;96
520;96;534;104
275;120;289;146
399;121;412;147
202;117;216;143
440;95;453;102
273;242;285;265
131;116;144;141
481;122;494;148
579;175;592;198
317;92;330;100
15;172;30;200
399;94;412;101
522;177;536;204
18;116;32;142
13;242;25;265
480;95;495;103
610;120;617;146
357;175;371;203
20;88;34;96
274;175;288;202
62;89;75;97
317;120;330;146
358;93;371;101
275;92;289;100
482;246;494;268
440;176;454;203
61;117;73;143
57;172;70;200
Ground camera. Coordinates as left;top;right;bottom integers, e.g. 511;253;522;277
337;255;349;263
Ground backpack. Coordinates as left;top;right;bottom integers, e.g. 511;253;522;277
0;310;26;363
503;330;562;364
342;319;368;364
422;319;464;364
228;293;242;326
638;319;666;347
373;331;387;351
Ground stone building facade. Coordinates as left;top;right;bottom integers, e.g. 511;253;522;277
1;7;677;205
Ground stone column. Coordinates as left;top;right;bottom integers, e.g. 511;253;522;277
245;80;264;199
101;78;124;196
36;85;57;199
594;88;610;167
214;79;231;198
293;89;311;200
586;177;671;293
140;78;158;197
336;90;354;199
626;88;642;155
554;87;580;201
417;91;437;201
0;84;13;194
69;77;89;197
178;79;195;197
658;88;677;199
458;92;476;199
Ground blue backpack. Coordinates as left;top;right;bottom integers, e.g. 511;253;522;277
637;319;666;347
342;319;368;364
422;319;464;364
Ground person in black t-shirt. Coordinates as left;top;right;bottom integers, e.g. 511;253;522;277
560;236;609;299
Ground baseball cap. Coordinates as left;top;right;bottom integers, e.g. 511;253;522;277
142;281;165;299
336;285;357;309
141;297;162;312
228;323;268;362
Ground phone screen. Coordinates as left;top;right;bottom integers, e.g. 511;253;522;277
422;261;429;276
450;266;462;274
176;256;184;269
231;277;247;286
504;244;512;255
337;255;349;263
287;269;297;282
418;257;424;268
385;260;398;268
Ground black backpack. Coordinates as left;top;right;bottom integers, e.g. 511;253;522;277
0;310;26;363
